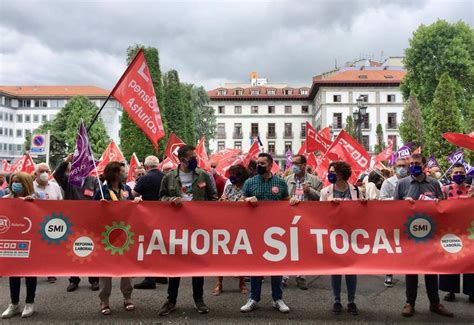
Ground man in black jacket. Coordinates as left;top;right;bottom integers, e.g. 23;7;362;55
53;154;99;292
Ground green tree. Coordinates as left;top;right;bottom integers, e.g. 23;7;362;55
401;20;474;120
27;96;109;168
192;86;216;151
374;123;386;154
399;93;424;148
120;45;168;160
424;73;462;168
181;83;197;145
163;70;187;140
345;115;357;139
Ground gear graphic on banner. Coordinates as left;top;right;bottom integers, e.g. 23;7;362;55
39;212;73;245
403;212;436;244
435;227;470;260
102;221;134;255
66;229;100;263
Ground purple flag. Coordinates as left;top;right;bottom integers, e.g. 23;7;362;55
389;143;412;166
285;149;293;170
69;119;96;187
447;149;474;176
427;155;440;169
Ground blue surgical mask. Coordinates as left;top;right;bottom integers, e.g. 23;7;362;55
452;174;466;185
328;172;337;184
410;165;423;177
12;183;23;194
187;158;198;171
292;165;301;174
396;167;408;178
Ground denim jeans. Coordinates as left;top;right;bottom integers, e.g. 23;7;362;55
9;277;37;304
331;275;357;303
250;276;283;302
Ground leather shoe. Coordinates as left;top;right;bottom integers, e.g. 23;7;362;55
401;303;414;317
430;303;454;317
67;282;79;292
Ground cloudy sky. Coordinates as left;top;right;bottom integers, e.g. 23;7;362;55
0;0;472;90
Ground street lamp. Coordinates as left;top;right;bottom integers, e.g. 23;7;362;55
353;95;368;144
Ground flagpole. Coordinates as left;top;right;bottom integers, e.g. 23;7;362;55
87;93;113;133
89;143;105;200
440;154;463;181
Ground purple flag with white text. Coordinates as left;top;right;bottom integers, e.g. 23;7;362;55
427;154;440;169
69;119;96;187
388;143;412;166
285;149;293;170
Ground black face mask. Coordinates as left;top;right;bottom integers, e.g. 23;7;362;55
257;165;267;175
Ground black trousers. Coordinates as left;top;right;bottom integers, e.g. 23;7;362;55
9;277;37;304
406;274;440;305
439;273;474;295
167;277;204;304
69;276;99;284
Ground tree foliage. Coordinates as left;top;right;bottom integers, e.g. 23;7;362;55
345;115;357;139
399;93;424;148
374;123;386;154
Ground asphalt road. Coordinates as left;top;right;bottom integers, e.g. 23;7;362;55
0;275;473;324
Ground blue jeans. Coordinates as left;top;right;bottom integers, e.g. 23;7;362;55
331;275;357;303
250;276;283;302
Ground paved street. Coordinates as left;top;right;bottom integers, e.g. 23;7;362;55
1;275;472;324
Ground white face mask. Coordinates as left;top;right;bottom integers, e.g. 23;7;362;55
434;171;442;179
39;172;49;182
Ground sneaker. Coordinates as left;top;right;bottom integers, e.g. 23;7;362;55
133;280;156;290
21;304;34;318
47;277;57;283
67;282;79;292
158;300;176;316
444;292;455;302
240;299;258;313
2;304;20;319
332;302;343;315
91;282;100;291
296;277;308;290
273;299;290;313
194;299;209;314
384;275;394;287
347;302;359;315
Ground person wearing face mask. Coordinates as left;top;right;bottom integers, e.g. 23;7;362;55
320;161;363;316
93;161;134;316
33;163;63;284
240;153;291;314
380;158;409;200
439;163;474;303
158;145;217;316
210;161;227;197
2;172;37;319
126;166;146;191
211;164;250;296
0;173;9;197
394;153;453;318
283;154;322;290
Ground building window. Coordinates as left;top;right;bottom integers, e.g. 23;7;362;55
9;129;13;137
25;115;31;123
359;94;368;102
387;94;396;102
218;89;227;96
300;123;306;138
333;113;342;129
217;123;226;138
5;98;11;106
388;135;397;150
234;106;242;114
25;129;31;138
16;144;22;152
0;112;3;121
387;113;397;129
234;141;242;150
284;123;293;138
33;115;39;123
251;123;259;137
302;105;309;114
362;135;370;151
9;114;12;122
284;106;292;114
284;89;293;95
267;123;276;138
333;95;341;102
235;89;243;96
19;99;31;108
9;144;13;151
362;113;370;129
16;129;23;137
251;89;259;95
300;89;309;95
34;99;48;107
41;115;47;122
268;142;276;155
16;114;23;123
0;128;3;136
285;142;292;153
251;106;258;114
233;123;242;138
218;142;225;151
218;106;225;114
268;106;275;114
267;89;276;95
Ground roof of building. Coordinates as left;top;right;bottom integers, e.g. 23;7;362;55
207;85;310;100
0;85;110;97
313;69;406;83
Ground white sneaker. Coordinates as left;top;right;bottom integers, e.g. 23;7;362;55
273;299;290;313
21;304;34;318
240;299;258;313
2;304;20;319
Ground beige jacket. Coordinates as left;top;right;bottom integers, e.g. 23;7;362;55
320;183;363;201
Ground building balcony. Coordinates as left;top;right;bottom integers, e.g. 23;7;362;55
217;132;227;139
283;131;294;139
233;132;243;139
386;123;399;130
249;132;260;139
266;132;277;139
361;123;372;130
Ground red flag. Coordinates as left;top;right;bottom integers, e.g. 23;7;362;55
306;152;318;171
315;156;331;186
91;140;125;176
306;122;332;153
158;157;178;171
10;154;36;174
271;161;280;174
373;143;394;165
297;140;307;155
1;160;12;173
320;127;331;140
127;153;140;183
242;141;260;168
210;148;241;163
196;137;211;171
443;132;474;152
111;50;165;150
216;155;245;177
164;133;186;165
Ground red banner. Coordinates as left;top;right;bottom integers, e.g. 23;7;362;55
164;132;186;165
1;199;473;277
209;149;241;164
196;136;211;171
111;50;165;150
91;140;125;176
127;153;141;183
306;122;333;153
373;143;393;165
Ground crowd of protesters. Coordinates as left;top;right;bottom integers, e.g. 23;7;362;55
1;146;473;319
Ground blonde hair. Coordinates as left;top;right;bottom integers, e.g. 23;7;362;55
9;172;35;198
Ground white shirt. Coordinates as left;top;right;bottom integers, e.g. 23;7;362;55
179;171;194;201
34;180;63;200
